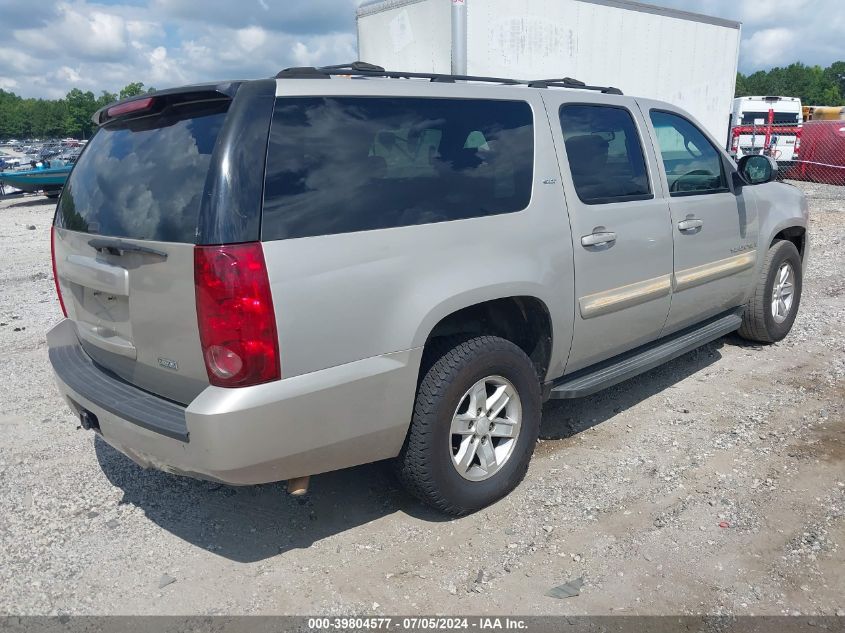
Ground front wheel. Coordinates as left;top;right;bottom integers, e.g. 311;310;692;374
397;336;541;515
738;239;803;343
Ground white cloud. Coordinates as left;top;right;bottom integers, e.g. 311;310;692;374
0;47;41;74
291;34;357;67
14;3;129;60
176;25;355;79
741;28;799;69
57;66;82;83
152;0;359;34
127;20;163;41
236;26;268;53
737;0;811;25
659;0;845;73
0;0;843;98
148;46;190;85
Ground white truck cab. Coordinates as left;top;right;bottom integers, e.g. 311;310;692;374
730;96;802;168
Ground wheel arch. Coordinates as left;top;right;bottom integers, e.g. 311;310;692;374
413;291;555;382
753;182;809;273
770;225;806;259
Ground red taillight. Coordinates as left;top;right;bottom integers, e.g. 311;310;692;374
194;243;280;388
51;226;68;317
107;97;154;118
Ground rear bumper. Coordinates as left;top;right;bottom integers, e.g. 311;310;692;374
49;343;189;441
47;319;421;484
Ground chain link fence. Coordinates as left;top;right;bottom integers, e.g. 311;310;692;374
784;119;845;186
730;119;845;186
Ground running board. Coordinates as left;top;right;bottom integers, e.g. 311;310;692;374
548;311;743;400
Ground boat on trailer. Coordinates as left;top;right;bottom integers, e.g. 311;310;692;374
0;160;73;197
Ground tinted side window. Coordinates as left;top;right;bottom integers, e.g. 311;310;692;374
650;110;728;196
559;104;651;205
262;97;534;240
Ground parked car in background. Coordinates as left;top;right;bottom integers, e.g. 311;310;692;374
48;64;809;515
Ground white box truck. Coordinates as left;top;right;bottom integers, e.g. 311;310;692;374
357;0;741;144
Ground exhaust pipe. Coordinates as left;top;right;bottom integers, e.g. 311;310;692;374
287;476;310;496
79;409;100;432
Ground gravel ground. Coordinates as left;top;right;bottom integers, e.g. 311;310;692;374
0;181;843;617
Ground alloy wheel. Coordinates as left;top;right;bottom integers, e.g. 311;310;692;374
450;375;522;481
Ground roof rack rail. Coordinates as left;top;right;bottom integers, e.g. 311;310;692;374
529;77;623;94
528;77;586;88
274;61;623;95
320;61;386;73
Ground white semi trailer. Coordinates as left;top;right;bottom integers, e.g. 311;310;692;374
357;0;741;144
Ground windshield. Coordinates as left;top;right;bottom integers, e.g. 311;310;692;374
55;100;228;243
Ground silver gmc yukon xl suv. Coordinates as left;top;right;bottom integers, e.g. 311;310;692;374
48;64;808;515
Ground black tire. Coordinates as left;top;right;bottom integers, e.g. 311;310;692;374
397;335;542;516
738;240;802;343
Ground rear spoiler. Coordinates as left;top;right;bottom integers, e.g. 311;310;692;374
91;81;244;126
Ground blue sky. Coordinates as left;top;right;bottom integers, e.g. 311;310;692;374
0;0;842;99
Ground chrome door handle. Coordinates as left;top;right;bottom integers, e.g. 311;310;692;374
581;231;617;247
678;218;704;232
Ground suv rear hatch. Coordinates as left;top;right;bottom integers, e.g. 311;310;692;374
52;81;276;405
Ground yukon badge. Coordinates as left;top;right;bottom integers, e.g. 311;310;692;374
157;357;179;371
731;242;757;254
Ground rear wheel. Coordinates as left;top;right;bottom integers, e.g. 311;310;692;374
738;240;802;343
397;336;541;515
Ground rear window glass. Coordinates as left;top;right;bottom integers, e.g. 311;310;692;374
739;111;800;125
55;100;228;243
559;104;651;205
262;97;534;240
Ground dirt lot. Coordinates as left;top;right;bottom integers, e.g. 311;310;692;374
0;182;842;617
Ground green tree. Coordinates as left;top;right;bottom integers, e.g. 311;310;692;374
96;90;118;108
119;82;147;99
736;61;845;106
2;60;841;140
823;61;845;97
0;89;24;137
63;88;98;139
735;72;749;97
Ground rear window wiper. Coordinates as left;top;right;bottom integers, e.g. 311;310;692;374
88;238;168;259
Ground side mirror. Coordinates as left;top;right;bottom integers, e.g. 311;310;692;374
736;154;777;185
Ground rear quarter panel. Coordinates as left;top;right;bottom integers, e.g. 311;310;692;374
262;80;576;382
